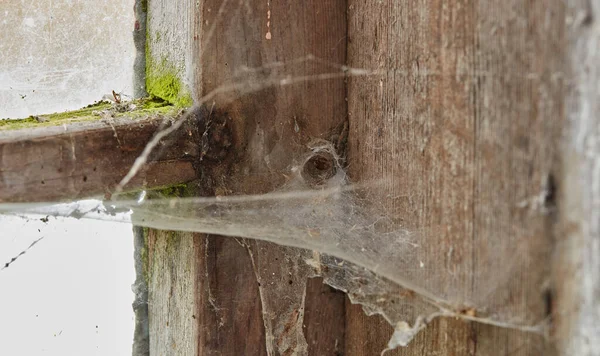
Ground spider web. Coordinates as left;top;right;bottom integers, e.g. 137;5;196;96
0;0;555;353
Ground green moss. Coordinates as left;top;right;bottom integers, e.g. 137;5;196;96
153;183;195;198
141;96;168;109
145;33;193;107
146;61;193;107
115;97;178;119
0;102;112;130
0;98;177;131
165;231;179;255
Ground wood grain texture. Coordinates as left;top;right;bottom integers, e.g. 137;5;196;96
146;0;198;104
144;0;572;355
346;0;564;355
146;0;349;354
555;1;600;355
144;2;205;355
303;278;346;356
146;229;200;356
0;114;197;202
195;0;348;354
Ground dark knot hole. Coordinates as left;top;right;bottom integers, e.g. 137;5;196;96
301;152;337;187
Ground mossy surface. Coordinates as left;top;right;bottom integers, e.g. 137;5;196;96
0;98;177;131
0;101;111;130
154;183;195;198
145;30;192;108
118;182;194;201
117;98;179;119
146;58;193;108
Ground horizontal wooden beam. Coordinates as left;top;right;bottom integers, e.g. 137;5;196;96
0;108;198;203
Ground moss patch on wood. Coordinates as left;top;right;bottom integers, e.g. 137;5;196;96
145;57;193;108
145;28;192;108
153;183;195;198
0;98;177;131
122;98;179;119
0;101;111;130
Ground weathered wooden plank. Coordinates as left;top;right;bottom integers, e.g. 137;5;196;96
143;1;575;355
555;2;600;355
143;1;205;356
146;0;349;355
146;0;198;106
0;108;197;202
345;304;475;356
195;0;349;354
303;278;347;356
146;229;200;355
346;0;564;355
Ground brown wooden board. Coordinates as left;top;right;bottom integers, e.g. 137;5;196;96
143;0;572;355
0;0;584;354
0;110;197;203
146;0;350;354
345;0;564;355
198;0;348;354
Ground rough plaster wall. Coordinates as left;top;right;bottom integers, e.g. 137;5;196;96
0;0;135;118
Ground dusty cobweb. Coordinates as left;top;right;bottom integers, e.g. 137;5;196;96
1;0;551;353
1;139;548;351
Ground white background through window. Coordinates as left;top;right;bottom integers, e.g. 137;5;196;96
1;0;137;355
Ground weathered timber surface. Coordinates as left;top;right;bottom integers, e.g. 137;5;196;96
554;2;600;355
146;0;198;105
143;1;203;355
197;0;348;354
0;114;197;202
346;0;563;355
144;1;580;356
146;0;349;355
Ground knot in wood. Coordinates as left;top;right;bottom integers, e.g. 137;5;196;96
301;150;337;187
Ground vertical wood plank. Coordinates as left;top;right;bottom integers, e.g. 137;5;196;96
346;0;564;355
146;0;198;105
196;0;348;354
145;2;206;355
194;235;268;356
147;229;200;356
303;278;347;356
